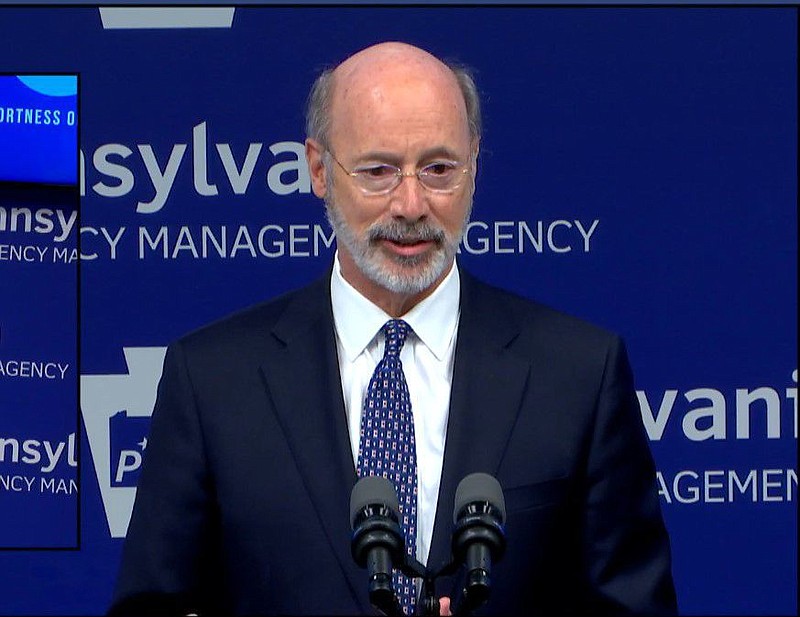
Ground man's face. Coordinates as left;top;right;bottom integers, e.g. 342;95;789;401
308;58;476;297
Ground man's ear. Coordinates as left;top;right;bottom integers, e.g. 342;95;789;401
306;138;328;198
470;140;480;192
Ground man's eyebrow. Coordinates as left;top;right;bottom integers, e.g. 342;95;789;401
418;146;463;162
354;147;464;165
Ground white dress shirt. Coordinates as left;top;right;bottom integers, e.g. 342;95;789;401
330;252;460;567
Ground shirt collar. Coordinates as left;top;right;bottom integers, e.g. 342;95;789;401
330;251;460;362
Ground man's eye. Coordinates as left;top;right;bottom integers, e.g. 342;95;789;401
358;165;396;178
423;162;457;176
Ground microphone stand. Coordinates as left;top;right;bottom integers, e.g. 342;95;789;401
374;552;493;616
399;556;477;617
369;553;432;616
369;569;403;617
398;555;436;616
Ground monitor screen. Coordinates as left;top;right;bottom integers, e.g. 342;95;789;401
0;74;78;186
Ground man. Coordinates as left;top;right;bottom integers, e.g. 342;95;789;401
111;42;677;615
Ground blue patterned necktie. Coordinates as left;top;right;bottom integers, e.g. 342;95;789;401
356;319;418;616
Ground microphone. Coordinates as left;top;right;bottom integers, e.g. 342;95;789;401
350;476;405;616
451;473;507;613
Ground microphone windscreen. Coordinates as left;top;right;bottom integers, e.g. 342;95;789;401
453;472;506;524
349;475;400;528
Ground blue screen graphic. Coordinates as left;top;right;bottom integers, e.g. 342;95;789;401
0;75;77;185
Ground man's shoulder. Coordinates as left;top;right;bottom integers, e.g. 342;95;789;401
174;274;329;355
461;269;621;354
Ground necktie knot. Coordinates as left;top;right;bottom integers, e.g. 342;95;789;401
382;319;410;358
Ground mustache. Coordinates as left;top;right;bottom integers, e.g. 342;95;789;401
366;220;446;244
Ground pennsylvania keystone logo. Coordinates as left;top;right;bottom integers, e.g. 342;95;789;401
80;347;166;538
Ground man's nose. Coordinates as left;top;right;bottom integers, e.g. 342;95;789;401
389;174;429;221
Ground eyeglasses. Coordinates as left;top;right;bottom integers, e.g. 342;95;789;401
327;151;472;195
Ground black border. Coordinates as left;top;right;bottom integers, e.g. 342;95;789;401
0;1;798;5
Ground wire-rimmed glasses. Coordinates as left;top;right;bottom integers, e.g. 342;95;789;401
327;151;472;195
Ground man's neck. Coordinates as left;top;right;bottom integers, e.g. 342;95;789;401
337;251;453;318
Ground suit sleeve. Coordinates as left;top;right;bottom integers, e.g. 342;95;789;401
109;341;223;616
581;336;677;615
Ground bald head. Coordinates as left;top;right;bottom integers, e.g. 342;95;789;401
336;42;453;83
306;42;481;149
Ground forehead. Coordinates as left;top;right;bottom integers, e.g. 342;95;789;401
328;53;471;156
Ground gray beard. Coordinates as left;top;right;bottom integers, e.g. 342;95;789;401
324;195;470;296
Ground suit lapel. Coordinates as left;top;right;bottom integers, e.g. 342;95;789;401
427;271;532;588
258;269;531;607
259;276;368;612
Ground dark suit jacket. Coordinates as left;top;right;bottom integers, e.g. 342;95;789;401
111;268;676;616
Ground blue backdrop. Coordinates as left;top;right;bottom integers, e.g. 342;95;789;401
0;6;796;615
